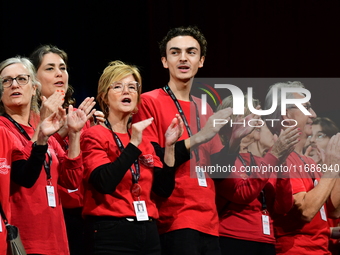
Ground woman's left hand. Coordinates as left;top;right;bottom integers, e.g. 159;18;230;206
67;105;88;134
165;114;184;147
78;97;97;121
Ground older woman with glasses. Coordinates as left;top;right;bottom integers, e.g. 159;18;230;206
0;56;88;255
305;117;339;164
215;94;299;255
81;60;183;255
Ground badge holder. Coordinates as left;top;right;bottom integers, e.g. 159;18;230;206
196;166;207;187
131;183;149;221
262;210;270;235
46;179;56;208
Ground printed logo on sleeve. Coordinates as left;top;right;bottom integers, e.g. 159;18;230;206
139;154;154;167
0;158;10;174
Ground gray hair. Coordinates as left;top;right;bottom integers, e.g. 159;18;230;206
264;81;305;135
0;56;41;115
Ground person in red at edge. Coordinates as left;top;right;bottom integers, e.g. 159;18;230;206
81;60;183;255
0;56;88;255
0;126;21;253
0;110;77;255
305;117;340;254
263;81;340;255
133;26;236;255
215;95;299;255
30;44;102;255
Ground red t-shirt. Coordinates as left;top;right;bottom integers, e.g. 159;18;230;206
0;127;22;254
55;108;91;209
81;125;162;218
133;88;223;236
0;116;83;255
216;152;293;244
273;152;331;255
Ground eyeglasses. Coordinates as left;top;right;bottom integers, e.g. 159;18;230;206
110;81;140;93
308;132;328;140
1;75;30;88
288;103;313;112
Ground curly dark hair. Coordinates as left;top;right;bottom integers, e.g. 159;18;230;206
313;117;339;137
30;44;76;108
159;26;207;58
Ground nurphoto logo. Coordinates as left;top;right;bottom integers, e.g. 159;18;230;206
198;84;311;128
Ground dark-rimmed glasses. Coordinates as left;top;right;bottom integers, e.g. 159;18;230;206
2;75;30;88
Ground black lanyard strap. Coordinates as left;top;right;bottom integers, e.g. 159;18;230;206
293;151;315;183
3;113;52;181
104;120;140;184
44;150;52;181
163;85;201;163
237;153;257;176
260;190;267;211
3;113;31;140
238;153;267;211
0;203;9;225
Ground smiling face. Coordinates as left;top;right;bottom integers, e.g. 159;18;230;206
36;53;68;98
161;36;204;84
107;74;138;117
0;63;36;112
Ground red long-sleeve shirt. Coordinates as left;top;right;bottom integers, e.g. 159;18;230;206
216;152;293;244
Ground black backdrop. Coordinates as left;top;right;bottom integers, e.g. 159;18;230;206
1;0;340;126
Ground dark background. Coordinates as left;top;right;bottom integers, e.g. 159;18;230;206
1;0;339;126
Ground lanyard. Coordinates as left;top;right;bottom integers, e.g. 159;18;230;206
104;120;140;184
0;203;9;225
163;85;201;163
238;153;267;211
294;151;315;183
3;113;31;140
3;113;52;182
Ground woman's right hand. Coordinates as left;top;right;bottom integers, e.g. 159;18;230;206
130;118;154;147
37;107;66;145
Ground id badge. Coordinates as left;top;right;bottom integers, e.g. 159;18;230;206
46;185;56;207
197;167;207;187
262;214;270;235
133;201;149;221
320;205;327;221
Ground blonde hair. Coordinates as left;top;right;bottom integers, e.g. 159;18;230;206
96;60;142;118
